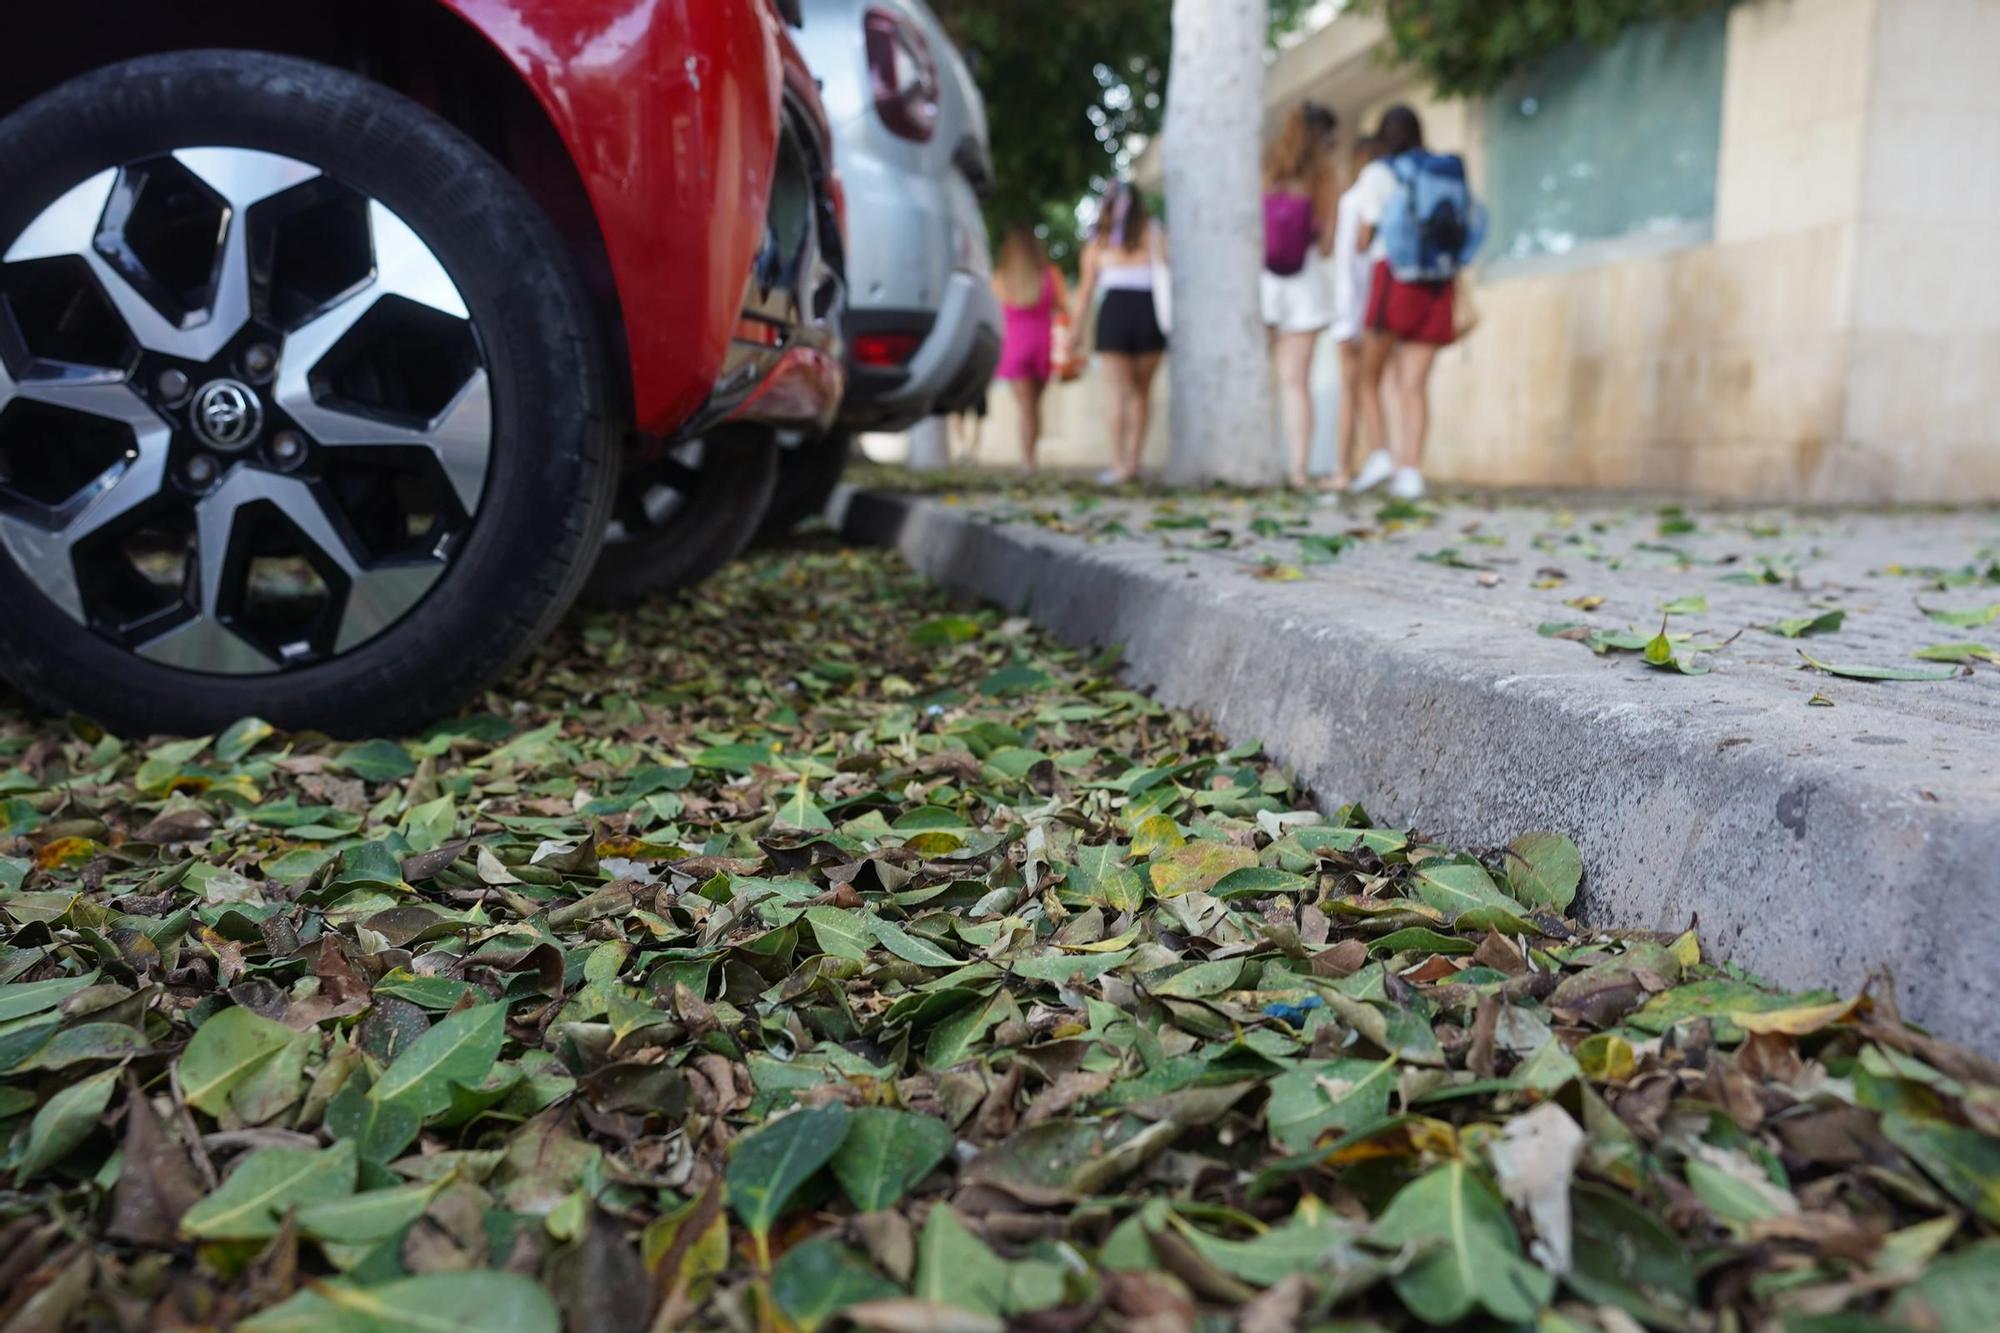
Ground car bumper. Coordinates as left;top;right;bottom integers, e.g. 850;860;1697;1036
840;270;1001;431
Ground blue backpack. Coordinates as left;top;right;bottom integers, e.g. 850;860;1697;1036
1380;151;1487;283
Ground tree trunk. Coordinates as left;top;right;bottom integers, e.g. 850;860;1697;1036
1164;0;1274;487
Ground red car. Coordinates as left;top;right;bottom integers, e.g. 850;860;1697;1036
0;0;844;736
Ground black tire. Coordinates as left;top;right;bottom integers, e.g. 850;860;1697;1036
583;427;779;604
0;52;617;737
757;431;853;543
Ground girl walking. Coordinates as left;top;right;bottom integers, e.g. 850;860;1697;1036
1351;105;1459;501
1326;134;1381;491
992;227;1069;475
1074;181;1168;485
1260;102;1341;489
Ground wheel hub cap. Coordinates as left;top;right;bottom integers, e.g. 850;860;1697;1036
189;378;262;450
0;147;494;675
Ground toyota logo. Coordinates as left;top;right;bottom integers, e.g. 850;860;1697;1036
190;379;264;450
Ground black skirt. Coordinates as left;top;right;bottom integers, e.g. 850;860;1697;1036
1097;288;1168;354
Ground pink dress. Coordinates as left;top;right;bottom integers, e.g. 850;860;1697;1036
997;269;1056;383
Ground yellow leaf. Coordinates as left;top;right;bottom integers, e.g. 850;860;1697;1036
1669;929;1702;969
1575;1033;1636;1083
1147;841;1257;898
1128;815;1184;858
1732;996;1865;1036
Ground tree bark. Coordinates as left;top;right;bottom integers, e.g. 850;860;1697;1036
1164;0;1275;487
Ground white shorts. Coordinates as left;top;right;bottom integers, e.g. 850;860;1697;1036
1261;264;1333;335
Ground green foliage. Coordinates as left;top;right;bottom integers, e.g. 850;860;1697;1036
933;0;1317;247
1354;0;1734;97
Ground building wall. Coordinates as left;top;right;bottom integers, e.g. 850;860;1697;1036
1839;0;2000;500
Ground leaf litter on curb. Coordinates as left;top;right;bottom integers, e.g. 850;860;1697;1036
1;539;1997;1330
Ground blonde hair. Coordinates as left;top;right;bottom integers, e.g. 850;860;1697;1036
1262;102;1338;196
996;227;1047;308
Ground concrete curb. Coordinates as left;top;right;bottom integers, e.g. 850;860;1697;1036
831;485;2000;1050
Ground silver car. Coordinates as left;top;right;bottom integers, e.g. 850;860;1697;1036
796;0;1001;431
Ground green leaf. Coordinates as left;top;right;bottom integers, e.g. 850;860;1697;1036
803;906;872;961
1763;609;1845;638
1210;865;1311;899
774;783;833;832
337;738;417;783
830;1107;954;1211
216;716;275;764
1883;1112;2000;1225
692;741;781;773
1659;594;1707;615
1265;1058;1398;1153
1643;623;1709;674
977;663;1055;697
178;1005;299;1115
180;1141;357;1240
1915;642;2000;664
1147;958;1244;1000
911;614;984;645
0;969;101;1023
368;1001;507;1115
914;1203;1013;1317
726;1103;851;1245
1373;1161;1554;1324
14;1067;116;1180
1566;1182;1696;1324
1798;650;1958;682
1413;861;1526;929
241;1271;559;1333
1504;831;1581;911
869;916;958;968
327;1077;423;1163
1889;1238;2000;1333
772;1239;900;1333
1069;843;1146;912
295;1180;438;1245
1919;601;2000;628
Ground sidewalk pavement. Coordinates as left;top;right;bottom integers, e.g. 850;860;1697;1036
835;477;2000;1049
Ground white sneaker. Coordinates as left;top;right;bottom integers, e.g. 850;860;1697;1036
1350;450;1395;494
1388;466;1426;501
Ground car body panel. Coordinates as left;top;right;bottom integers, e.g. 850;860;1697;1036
795;0;999;431
440;0;843;438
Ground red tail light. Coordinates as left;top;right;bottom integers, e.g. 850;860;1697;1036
864;8;939;143
852;331;923;367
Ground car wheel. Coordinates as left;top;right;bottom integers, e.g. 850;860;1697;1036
583;427;779;603
0;51;616;737
757;431;853;543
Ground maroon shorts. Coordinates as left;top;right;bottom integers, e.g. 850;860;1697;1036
1365;260;1455;346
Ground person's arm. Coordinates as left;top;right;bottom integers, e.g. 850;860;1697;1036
1050;264;1074;322
1072;242;1100;328
1355;162;1388;253
1315;170;1341;257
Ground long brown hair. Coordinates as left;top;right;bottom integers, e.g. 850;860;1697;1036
1262;101;1338;194
1094;181;1150;255
996;227;1048;308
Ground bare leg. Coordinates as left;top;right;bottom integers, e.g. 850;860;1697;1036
1009;377;1044;475
1334;339;1364;485
1358;330;1395;469
1126;351;1164;481
1273;329;1321;487
1392;341;1439;470
1100;352;1133;481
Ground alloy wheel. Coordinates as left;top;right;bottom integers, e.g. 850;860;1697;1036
0;148;491;675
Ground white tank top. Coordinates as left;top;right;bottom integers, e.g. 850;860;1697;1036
1100;262;1153;292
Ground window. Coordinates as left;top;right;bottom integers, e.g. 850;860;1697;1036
1484;10;1728;269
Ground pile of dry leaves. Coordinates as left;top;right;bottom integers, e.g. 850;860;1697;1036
1;540;1994;1332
